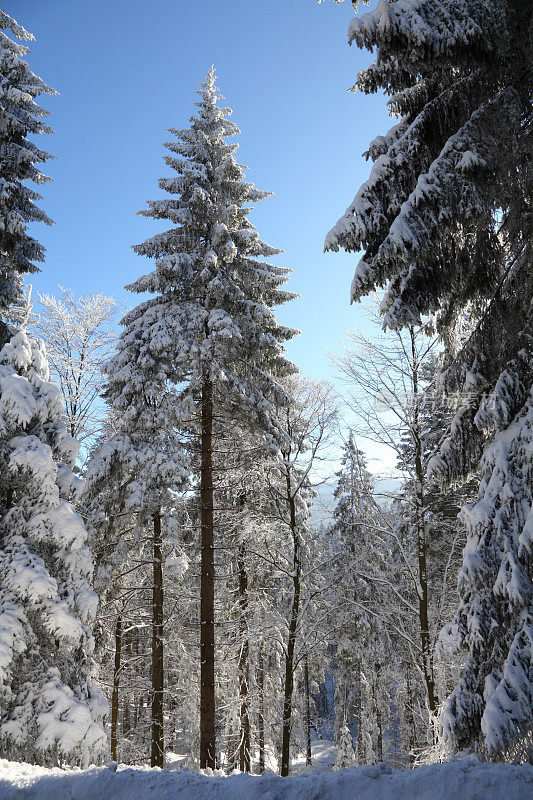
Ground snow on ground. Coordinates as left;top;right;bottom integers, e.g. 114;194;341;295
291;739;336;773
0;755;532;800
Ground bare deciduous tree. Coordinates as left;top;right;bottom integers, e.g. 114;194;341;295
267;376;339;776
34;286;118;457
333;315;472;751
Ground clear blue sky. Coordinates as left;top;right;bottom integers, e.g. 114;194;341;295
9;0;391;387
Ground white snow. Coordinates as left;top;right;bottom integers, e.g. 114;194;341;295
0;755;531;800
292;739;337;773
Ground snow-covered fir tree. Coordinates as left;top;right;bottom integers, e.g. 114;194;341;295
0;319;106;766
90;67;297;769
329;434;401;764
334;720;354;770
330;435;374;756
327;0;533;757
0;9;106;769
435;394;533;757
84;317;190;767
0;11;55;339
331;434;373;541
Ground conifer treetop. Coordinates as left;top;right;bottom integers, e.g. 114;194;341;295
115;67;298;447
0;11;56;324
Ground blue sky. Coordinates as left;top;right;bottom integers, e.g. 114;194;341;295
9;0;392;385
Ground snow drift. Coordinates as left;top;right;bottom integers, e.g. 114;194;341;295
1;755;532;800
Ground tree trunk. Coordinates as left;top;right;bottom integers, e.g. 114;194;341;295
404;660;416;765
280;486;301;777
410;329;438;720
414;464;437;715
110;614;122;762
303;654;312;766
122;629;132;744
238;542;251;772
200;375;216;769
257;646;265;774
376;706;383;763
133;694;139;729
122;695;130;741
151;511;164;768
226;727;239;772
375;663;383;763
355;660;364;765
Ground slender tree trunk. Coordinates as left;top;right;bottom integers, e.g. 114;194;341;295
404;660;416;765
303;654;312;766
111;614;123;762
376;706;383;763
133;629;140;732
122;695;130;740
257;645;265;774
226;728;238;772
281;486;301;777
410;329;438;720
122;629;132;745
133;694;139;729
375;663;383;763
151;511;164;767
414;458;437;715
200;375;216;769
238;542;251;772
354;660;364;765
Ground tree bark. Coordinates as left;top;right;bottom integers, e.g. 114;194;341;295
257;645;265;774
238;542;251;772
200;375;216;769
151;511;164;768
303;654;312;766
111;614;122;762
280;485;301;777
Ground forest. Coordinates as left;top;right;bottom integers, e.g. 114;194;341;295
0;1;531;798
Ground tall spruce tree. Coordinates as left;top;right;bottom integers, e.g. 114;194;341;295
115;67;297;768
326;0;533;756
330;435;374;758
85;311;190;768
0;11;55;339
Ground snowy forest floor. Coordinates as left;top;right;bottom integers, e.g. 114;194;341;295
1;755;532;800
